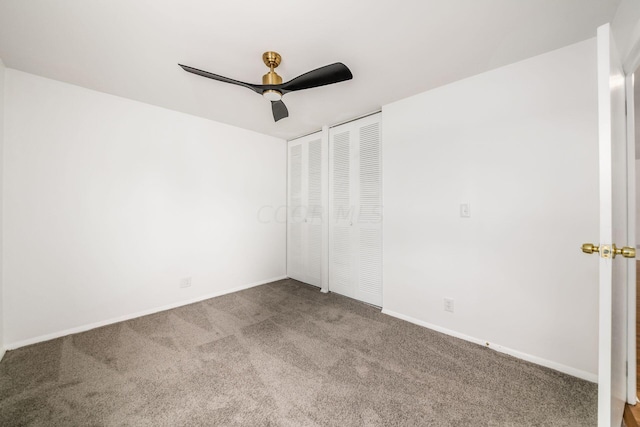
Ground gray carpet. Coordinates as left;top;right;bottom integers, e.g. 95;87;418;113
0;278;596;426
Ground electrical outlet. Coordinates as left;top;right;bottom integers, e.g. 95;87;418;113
179;277;192;288
444;298;454;313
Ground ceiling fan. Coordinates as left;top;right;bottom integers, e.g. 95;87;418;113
179;52;353;122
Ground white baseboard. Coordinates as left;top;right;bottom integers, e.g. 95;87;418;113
6;276;288;351
381;308;598;383
0;348;5;362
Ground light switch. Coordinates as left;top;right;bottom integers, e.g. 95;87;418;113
460;203;471;218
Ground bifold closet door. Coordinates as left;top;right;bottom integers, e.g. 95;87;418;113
329;114;382;306
287;131;327;288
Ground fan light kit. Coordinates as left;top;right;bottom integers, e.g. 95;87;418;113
179;51;353;122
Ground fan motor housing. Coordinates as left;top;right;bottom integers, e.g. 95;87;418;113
262;71;282;85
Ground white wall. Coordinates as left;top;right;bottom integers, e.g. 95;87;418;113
0;58;5;359
612;0;640;67
382;39;599;380
4;70;286;347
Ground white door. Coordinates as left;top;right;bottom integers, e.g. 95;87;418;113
595;22;632;427
329;113;382;306
287;132;327;288
329;127;354;297
356;118;383;306
305;136;325;287
288;140;305;282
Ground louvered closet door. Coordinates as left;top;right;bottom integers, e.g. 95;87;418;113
287;141;305;282
329;129;354;298
329;114;382;306
305;137;324;287
355;117;382;306
287;131;327;288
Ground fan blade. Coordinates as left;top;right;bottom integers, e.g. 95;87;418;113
271;100;289;122
179;64;263;94
280;63;352;93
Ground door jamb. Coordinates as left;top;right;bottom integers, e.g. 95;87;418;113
622;22;640;405
625;72;637;405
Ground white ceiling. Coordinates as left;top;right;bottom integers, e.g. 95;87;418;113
0;0;620;140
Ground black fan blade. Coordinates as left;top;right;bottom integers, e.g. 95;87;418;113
280;63;352;93
271;100;289;122
179;64;263;94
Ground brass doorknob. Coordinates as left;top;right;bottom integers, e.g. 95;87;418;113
581;243;636;258
614;244;636;259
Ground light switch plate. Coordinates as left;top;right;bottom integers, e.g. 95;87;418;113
460;203;471;218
